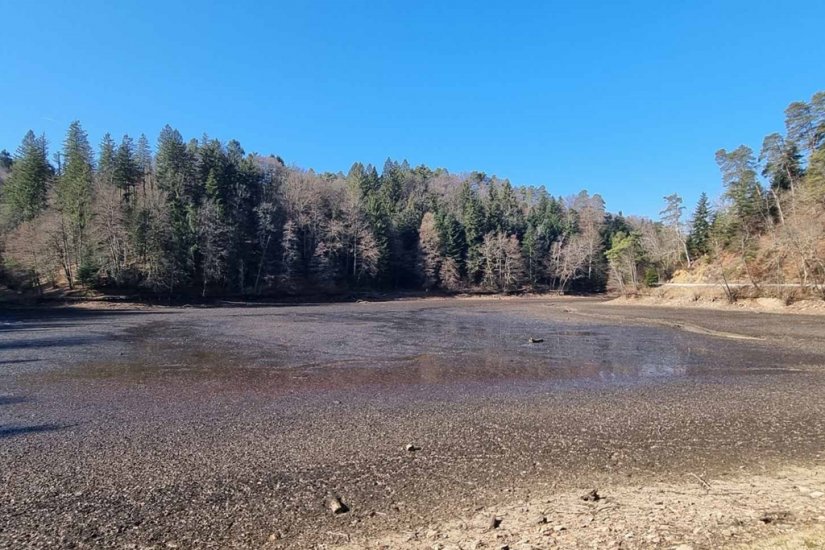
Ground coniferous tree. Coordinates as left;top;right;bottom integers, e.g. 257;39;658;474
113;135;139;200
4;89;822;297
55;121;94;286
135;134;153;189
0;149;13;170
155;125;195;291
715;146;765;231
3;131;50;223
688;192;712;258
98;133;116;186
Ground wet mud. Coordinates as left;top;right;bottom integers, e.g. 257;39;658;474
1;297;824;548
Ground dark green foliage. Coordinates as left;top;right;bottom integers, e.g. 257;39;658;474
98;133;116;186
688;193;712;257
113;135;139;198
0;149;13;170
7;91;824;298
2;131;50;223
715;146;765;233
759;133;803;193
643;267;659;287
57;121;94;230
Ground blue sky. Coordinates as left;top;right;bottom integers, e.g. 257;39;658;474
1;1;823;217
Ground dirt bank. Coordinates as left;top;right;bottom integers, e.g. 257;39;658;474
334;466;825;549
610;291;825;316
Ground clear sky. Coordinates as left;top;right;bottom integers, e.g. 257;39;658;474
2;1;823;217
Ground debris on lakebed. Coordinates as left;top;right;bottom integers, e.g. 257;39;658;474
325;496;349;515
333;467;825;549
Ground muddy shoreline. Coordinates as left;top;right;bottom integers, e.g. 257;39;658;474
1;297;824;548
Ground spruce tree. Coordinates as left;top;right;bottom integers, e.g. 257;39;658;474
155;125;197;289
54;121;94;286
135;133;153;188
0;149;13;170
688;192;712;257
113;135;139;199
57;121;94;227
3;131;50;223
98;133;116;186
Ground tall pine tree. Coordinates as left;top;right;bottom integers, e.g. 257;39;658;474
3;131;50;223
688;192;711;257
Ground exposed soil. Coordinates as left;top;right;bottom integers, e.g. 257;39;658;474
1;297;824;548
336;466;825;549
612;287;825;316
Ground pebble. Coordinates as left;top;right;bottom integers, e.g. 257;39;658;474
581;489;602;502
325;496;349;514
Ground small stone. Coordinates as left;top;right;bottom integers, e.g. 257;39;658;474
809;491;824;498
534;515;547;525
499;545;510;550
325;496;349;514
759;511;791;524
406;444;421;452
528;338;544;344
581;489;602;502
489;516;502;529
553;525;566;532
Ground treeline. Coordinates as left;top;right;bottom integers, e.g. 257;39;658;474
0;91;823;298
700;91;825;294
0;123;624;297
601;91;825;296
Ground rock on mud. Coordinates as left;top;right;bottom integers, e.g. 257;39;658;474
325;496;349;514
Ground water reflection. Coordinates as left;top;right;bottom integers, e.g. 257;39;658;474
57;309;794;396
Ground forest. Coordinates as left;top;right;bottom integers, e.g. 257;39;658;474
0;91;823;299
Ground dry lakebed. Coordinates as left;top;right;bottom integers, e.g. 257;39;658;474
1;296;824;549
